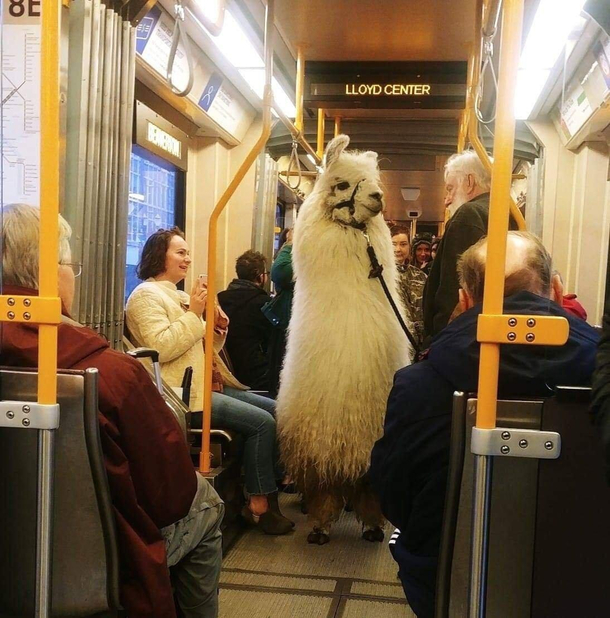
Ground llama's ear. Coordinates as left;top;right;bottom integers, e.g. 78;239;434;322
325;134;350;168
363;150;378;161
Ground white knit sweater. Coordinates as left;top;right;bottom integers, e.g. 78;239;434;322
125;279;245;411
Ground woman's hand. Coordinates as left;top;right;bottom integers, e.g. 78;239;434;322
188;279;207;317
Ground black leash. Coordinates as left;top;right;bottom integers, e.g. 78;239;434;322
362;230;419;352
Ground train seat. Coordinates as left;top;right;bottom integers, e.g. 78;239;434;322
0;367;121;617
436;388;610;617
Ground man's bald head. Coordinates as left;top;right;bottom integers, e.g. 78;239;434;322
457;231;553;305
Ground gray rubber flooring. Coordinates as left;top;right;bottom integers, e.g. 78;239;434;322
220;494;415;618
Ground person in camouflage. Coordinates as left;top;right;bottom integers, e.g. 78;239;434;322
390;225;427;349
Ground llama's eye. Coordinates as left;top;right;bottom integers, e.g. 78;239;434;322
336;181;350;191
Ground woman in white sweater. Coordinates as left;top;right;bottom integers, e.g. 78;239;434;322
126;228;293;535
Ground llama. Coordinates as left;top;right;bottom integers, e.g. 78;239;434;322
276;134;412;544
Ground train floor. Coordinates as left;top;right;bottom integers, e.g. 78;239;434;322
219;493;415;618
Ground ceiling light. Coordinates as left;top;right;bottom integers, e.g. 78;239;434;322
401;187;421;201
239;69;296;118
515;0;587;120
189;4;296;118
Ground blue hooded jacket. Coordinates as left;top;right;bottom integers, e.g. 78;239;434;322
370;291;599;618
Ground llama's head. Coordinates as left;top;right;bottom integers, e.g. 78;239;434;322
316;134;384;229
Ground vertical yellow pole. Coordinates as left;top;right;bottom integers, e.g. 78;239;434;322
39;0;60;405
200;0;275;473
475;0;524;430
295;47;305;133
334;116;342;137
317;108;325;159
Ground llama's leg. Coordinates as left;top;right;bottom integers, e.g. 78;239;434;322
304;472;343;545
351;475;385;542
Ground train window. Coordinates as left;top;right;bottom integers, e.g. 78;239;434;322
125;144;185;303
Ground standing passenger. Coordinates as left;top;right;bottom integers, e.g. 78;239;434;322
411;235;433;275
391;225;427;350
125;228;294;535
265;227;294;398
422;151;517;340
0;204;224;617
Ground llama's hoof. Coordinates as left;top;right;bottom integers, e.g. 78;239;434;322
362;527;384;542
300;498;308;515
307;530;330;545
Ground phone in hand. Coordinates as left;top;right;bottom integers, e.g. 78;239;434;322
199;274;208;287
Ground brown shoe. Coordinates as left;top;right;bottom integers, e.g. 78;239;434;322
241;505;293;535
267;491;295;528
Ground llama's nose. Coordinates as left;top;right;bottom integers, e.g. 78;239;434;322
370;191;383;201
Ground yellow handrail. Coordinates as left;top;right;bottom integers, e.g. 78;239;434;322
295;47;305;133
334;116;342;138
200;0;275;473
317;108;325;159
464;0;526;231
39;0;61;405
475;0;524;429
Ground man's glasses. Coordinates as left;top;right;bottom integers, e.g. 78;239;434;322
60;262;82;278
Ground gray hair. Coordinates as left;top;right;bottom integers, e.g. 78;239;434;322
444;151;492;192
1;203;72;289
457;231;553;303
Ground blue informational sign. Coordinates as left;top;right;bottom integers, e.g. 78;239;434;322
199;73;223;112
135;6;162;55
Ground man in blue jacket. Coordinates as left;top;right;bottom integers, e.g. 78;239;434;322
370;231;599;618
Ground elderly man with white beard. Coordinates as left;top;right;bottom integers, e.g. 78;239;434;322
422;150;517;340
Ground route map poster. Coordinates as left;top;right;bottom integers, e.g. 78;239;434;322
1;2;41;206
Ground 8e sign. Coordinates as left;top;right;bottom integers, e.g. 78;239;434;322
8;0;41;18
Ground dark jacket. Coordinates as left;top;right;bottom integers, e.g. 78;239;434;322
269;243;294;328
371;292;599;618
0;286;196;617
422;193;518;339
591;280;610;484
218;279;272;390
267;243;294;396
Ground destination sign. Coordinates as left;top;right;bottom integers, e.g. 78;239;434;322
147;122;182;159
305;61;467;110
345;83;431;96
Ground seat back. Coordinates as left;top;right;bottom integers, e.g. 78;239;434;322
437;388;610;617
0;368;121;616
531;387;610;616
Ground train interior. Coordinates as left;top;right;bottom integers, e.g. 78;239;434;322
1;0;610;616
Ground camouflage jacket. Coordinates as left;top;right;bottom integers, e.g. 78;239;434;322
397;263;427;349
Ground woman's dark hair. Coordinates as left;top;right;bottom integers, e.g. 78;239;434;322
137;227;185;280
278;227;292;248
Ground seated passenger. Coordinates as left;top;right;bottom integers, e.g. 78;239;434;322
0;204;224;617
218;250;272;391
551;270;588;320
370;231;599;618
391;225;427;349
125;228;293;535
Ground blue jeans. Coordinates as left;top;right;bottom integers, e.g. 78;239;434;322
210;387;280;496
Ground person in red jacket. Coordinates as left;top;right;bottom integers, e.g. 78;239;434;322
0;203;223;618
552;270;588;320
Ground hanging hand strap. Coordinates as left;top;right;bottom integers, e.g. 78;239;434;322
286;139;302;190
167;0;195;97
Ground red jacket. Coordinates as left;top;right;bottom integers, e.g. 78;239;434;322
562;294;587;321
0;286;196;617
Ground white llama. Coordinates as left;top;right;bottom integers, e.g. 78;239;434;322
276;134;412;544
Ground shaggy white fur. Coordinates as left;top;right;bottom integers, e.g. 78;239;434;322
276;135;413;485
